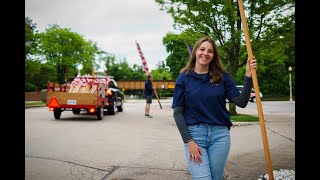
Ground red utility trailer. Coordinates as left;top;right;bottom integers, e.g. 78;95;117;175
46;76;111;120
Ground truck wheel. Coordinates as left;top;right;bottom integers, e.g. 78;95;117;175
108;99;116;115
54;108;61;119
97;106;104;120
72;109;81;114
117;101;123;112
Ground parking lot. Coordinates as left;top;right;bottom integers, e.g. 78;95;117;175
25;99;295;180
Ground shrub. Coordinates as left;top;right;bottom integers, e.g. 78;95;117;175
25;83;38;92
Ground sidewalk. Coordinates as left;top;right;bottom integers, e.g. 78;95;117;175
225;102;295;179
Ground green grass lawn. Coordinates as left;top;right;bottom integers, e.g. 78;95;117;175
262;95;295;101
25;101;46;107
231;114;259;122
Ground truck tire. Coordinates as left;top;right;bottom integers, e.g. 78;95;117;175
72;108;81;114
117;101;123;112
108;99;116;115
54;108;61;119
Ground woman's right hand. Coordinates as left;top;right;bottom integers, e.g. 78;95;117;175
188;140;203;165
245;56;257;77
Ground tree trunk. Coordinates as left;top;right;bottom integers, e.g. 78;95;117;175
228;56;238;116
229;103;237;116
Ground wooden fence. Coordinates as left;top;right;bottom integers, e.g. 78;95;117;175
116;80;176;90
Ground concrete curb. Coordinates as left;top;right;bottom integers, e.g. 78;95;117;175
231;122;258;127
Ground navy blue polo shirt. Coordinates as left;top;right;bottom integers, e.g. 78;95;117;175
172;71;240;127
144;80;153;96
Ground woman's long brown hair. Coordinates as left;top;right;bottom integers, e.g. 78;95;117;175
180;36;225;85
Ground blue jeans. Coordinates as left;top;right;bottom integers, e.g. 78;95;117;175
184;123;231;180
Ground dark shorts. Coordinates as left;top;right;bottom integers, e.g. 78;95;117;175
146;96;152;103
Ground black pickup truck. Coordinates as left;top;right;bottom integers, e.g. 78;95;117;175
105;77;124;115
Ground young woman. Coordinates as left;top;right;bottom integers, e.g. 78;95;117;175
172;36;257;180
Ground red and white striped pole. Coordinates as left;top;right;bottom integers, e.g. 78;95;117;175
135;41;149;74
135;40;162;109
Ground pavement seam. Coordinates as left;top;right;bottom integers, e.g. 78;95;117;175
100;166;120;180
266;127;295;142
26;155;109;172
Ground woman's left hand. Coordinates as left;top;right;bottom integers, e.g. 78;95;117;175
245;56;257;77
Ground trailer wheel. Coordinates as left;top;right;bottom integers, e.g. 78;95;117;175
72;108;81;114
97;105;104;120
54;108;61;119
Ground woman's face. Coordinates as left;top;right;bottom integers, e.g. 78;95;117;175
195;41;214;66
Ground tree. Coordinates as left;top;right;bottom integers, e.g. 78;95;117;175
155;0;294;115
25;60;41;90
26;17;149;90
235;13;295;96
25;17;39;61
162;30;205;79
37;24;99;83
25;17;42;89
131;64;145;80
100;53;145;80
151;61;173;80
33;63;57;89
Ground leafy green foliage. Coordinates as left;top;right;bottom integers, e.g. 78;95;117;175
25;17;148;88
25;83;38;92
25;60;41;84
150;61;172;80
101;55;145;80
156;0;295;114
162;30;204;79
25;17;39;60
36;24;99;83
37;63;58;89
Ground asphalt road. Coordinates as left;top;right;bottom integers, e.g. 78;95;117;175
25;99;295;180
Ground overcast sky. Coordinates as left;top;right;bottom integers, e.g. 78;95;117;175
25;0;180;72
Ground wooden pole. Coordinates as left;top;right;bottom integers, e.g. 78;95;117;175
237;0;274;179
153;86;162;109
148;74;162;109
